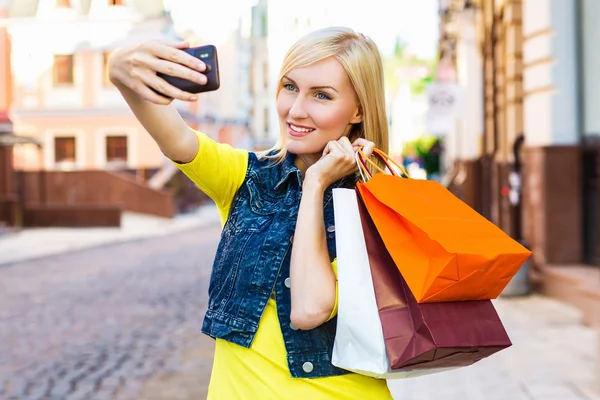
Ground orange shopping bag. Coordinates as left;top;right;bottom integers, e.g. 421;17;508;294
355;149;532;303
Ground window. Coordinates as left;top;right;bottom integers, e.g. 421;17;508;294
108;0;123;5
261;11;268;36
264;108;269;135
106;136;128;163
54;137;76;163
53;55;74;85
263;62;268;90
56;0;72;7
251;7;267;38
249;60;255;93
103;52;111;86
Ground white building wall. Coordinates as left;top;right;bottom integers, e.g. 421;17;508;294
455;8;484;161
248;0;271;146
579;0;600;138
523;0;579;146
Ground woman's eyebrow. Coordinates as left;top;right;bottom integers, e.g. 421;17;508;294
282;76;339;93
311;85;338;93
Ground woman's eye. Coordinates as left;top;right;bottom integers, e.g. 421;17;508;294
316;92;331;100
283;83;296;91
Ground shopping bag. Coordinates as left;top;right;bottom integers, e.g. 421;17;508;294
356;192;512;369
331;188;455;379
356;148;532;303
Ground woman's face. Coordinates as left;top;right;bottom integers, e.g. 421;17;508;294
276;57;362;164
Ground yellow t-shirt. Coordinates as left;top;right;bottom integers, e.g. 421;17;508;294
174;130;392;400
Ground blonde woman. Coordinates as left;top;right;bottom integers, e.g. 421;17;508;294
108;27;393;399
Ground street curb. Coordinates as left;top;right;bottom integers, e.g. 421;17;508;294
0;211;222;269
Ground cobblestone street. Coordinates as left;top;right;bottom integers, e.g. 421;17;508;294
0;222;221;400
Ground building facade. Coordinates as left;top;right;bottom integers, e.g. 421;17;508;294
0;0;255;226
0;0;40;227
247;0;271;149
6;0;253;176
440;0;600;324
6;0;176;175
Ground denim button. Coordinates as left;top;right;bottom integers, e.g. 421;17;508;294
289;321;299;330
302;362;314;373
327;225;335;233
290;235;294;244
284;277;291;288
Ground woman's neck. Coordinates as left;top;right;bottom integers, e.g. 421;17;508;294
294;153;320;178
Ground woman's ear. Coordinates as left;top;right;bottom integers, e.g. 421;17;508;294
350;105;363;124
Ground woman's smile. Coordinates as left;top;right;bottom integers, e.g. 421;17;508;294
287;122;316;138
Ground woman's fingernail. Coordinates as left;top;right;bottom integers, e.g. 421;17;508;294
190;95;198;101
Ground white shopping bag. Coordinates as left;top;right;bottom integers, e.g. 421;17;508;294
331;188;454;380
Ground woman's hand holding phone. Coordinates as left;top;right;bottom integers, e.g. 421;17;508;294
107;40;207;105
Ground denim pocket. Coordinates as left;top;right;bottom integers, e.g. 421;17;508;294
230;179;279;234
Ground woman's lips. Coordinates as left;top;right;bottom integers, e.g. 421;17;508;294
287;123;315;138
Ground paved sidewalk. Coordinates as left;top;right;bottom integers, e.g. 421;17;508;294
388;295;600;400
128;294;600;400
0;204;221;267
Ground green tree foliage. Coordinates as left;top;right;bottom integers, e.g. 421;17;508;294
383;36;436;96
402;135;442;175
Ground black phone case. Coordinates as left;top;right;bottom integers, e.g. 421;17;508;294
157;45;220;94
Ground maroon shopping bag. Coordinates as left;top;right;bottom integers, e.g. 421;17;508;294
356;193;512;369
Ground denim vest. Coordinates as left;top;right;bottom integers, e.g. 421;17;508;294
201;150;357;378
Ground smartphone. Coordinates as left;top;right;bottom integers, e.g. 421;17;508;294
157;44;220;94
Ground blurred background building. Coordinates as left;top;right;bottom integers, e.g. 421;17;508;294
9;0;175;174
0;0;439;231
438;0;600;326
0;0;256;228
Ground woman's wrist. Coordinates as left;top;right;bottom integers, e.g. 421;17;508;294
303;170;328;193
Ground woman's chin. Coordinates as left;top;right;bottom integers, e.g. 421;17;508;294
285;141;319;156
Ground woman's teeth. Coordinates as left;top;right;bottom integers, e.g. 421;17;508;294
290;124;314;133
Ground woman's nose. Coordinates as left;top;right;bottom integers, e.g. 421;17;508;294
289;97;308;120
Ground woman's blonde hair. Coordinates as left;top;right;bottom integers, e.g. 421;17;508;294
262;26;389;162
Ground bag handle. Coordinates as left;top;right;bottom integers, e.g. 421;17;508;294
355;148;411;181
355;150;384;181
371;149;412;178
